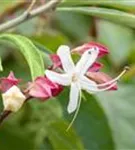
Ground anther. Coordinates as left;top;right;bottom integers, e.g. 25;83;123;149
93;47;97;51
88;51;91;54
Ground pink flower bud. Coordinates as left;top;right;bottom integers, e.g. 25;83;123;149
27;76;63;100
0;72;20;93
72;42;109;57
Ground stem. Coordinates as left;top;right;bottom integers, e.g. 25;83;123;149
0;0;62;32
0;111;11;125
26;0;36;13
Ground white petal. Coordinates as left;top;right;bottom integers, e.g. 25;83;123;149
76;47;99;75
67;83;80;114
80;76;98;93
57;45;75;73
45;70;71;86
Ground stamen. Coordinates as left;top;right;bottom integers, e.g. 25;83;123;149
92;66;129;88
93;47;98;52
66;89;82;131
72;74;78;82
88;51;91;54
90;82;117;92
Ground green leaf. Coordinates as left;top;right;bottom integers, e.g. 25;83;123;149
40;139;53;150
0;34;44;80
48;121;84;150
21;99;63;148
58;89;114;149
57;7;135;29
0;99;63;150
96;20;134;66
60;0;135;12
0;127;34;150
96;85;135;149
0;57;3;71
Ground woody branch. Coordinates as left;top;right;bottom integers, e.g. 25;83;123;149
0;0;62;32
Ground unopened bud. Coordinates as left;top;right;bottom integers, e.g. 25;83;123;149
2;85;26;112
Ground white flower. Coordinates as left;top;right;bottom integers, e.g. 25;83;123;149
45;45;124;114
2;85;26;112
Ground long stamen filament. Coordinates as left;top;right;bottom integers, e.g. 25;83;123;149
66;90;82;131
97;67;128;87
88;66;129;88
90;82;117;92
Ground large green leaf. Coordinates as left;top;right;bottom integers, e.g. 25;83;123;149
48;121;84;150
57;7;135;29
96;85;135;149
23;99;63;148
0;99;63;150
58;89;114;149
60;0;135;12
96;20;134;66
0;34;44;80
0;126;34;150
27;99;84;149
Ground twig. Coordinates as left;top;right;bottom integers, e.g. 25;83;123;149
26;0;36;13
0;0;62;32
0;111;11;125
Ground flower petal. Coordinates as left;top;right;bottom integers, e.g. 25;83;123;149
72;41;109;57
49;54;62;70
87;62;103;72
86;42;109;57
67;83;80;114
57;45;75;73
76;47;99;75
45;70;71;86
80;76;98;93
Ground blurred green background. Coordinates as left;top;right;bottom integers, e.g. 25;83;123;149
0;0;135;149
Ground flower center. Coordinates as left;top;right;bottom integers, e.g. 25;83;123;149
72;73;78;82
